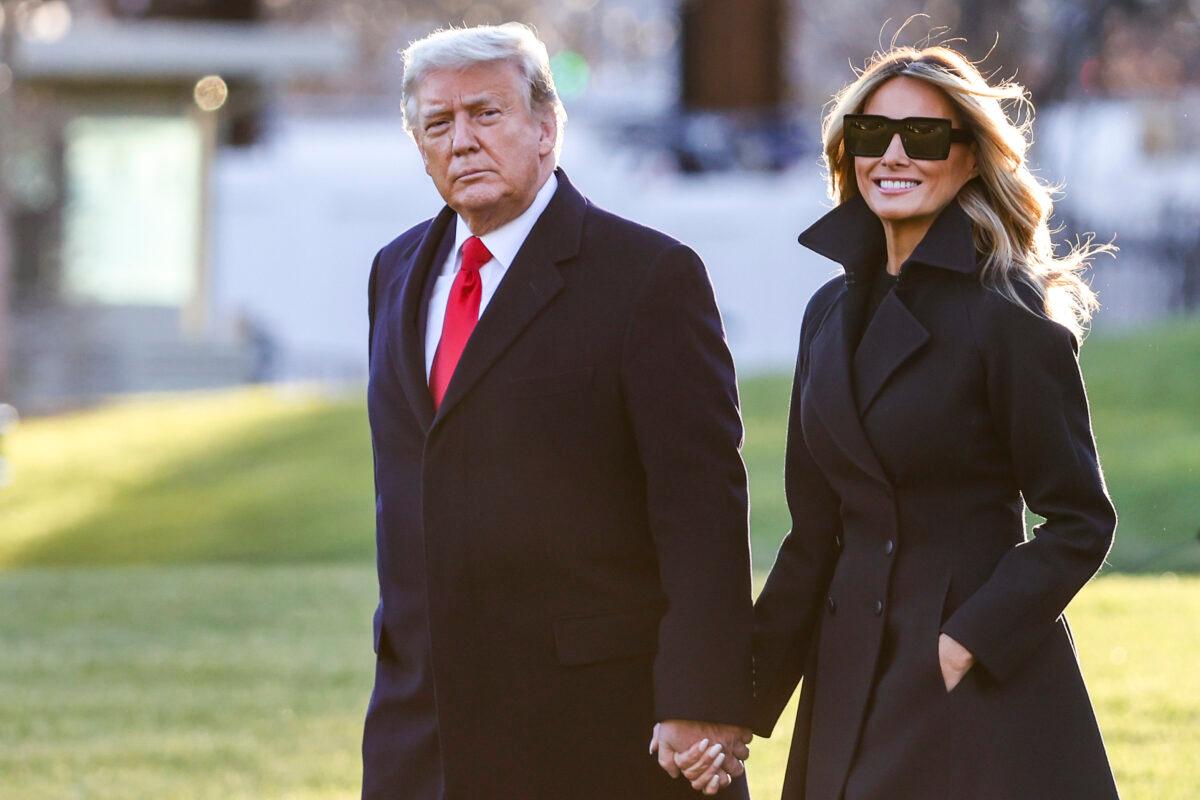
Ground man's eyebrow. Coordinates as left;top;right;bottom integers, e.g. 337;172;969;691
419;92;509;123
419;102;449;120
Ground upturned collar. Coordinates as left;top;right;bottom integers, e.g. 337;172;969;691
797;193;979;282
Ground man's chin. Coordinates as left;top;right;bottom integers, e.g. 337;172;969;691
450;186;506;217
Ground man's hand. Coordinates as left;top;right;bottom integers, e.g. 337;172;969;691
939;632;975;692
649;720;751;794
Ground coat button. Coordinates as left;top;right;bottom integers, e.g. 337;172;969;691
874;599;884;616
884;539;895;555
827;595;837;614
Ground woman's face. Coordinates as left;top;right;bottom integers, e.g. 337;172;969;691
853;76;977;228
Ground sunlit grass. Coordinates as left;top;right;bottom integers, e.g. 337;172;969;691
0;318;1196;797
0;568;1193;799
1;319;1197;571
0;387;374;567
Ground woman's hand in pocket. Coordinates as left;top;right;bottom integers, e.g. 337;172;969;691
938;633;975;693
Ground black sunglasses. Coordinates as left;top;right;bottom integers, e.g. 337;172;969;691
843;114;974;160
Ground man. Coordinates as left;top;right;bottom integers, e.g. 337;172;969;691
363;23;753;799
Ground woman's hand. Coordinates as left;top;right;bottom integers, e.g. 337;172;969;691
662;730;736;795
939;633;975;692
649;721;749;794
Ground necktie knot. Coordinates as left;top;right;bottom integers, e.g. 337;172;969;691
461;236;492;274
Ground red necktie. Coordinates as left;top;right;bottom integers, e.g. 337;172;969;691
429;235;492;408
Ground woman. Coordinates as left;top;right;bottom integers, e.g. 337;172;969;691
679;46;1119;799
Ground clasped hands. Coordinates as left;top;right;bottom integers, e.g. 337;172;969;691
649;635;971;795
649;719;752;795
649;634;971;795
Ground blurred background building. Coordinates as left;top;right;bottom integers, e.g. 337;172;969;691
1;0;1197;412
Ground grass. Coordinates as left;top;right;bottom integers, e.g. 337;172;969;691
3;318;1198;572
0;567;1195;799
0;388;376;567
0;566;373;800
0;317;1197;797
1076;319;1200;571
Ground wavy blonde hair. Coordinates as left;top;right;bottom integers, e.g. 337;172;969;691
822;45;1109;337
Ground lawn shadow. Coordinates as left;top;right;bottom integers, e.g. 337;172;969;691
8;402;376;567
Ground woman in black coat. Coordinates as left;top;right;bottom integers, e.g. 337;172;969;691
679;46;1120;799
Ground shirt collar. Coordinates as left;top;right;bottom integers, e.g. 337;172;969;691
796;193;980;280
449;172;559;273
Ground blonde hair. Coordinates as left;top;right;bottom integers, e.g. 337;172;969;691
401;23;567;159
822;45;1110;338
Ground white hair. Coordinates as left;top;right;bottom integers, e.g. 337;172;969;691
401;23;567;158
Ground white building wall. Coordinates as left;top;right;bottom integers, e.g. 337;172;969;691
211;114;837;381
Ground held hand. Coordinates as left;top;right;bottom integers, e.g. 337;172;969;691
938;632;975;692
649;720;752;794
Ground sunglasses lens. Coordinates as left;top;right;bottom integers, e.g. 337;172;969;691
900;119;950;160
845;116;890;157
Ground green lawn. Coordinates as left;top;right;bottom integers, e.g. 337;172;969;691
0;317;1197;798
0;567;1195;799
0;388;376;567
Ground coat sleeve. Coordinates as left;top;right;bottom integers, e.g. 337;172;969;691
620;243;754;727
749;288;843;736
941;298;1117;682
367;248;382;366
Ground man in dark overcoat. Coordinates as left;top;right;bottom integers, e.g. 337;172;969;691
361;23;754;800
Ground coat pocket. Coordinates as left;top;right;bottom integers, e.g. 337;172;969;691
552;606;661;667
932;572;959;694
508;367;593;398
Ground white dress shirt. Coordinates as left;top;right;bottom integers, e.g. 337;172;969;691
424;173;559;379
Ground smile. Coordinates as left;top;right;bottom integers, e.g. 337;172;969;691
874;178;922;194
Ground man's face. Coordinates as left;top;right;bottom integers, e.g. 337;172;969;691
413;60;556;233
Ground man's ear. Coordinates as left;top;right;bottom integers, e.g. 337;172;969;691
537;106;557;158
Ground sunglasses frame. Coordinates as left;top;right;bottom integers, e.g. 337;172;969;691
843;114;974;161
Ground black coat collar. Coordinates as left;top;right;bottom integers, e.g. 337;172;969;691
797;194;978;281
392;166;584;432
797;194;979;489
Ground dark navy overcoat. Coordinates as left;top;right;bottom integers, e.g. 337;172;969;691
363;170;754;800
752;196;1120;800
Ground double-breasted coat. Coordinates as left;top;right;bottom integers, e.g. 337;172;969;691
752;196;1119;800
363;170;754;800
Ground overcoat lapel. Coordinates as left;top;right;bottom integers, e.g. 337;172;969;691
853;291;930;414
392;206;456;432
849;200;977;413
798;195;977;484
807;295;891;486
431;169;585;428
